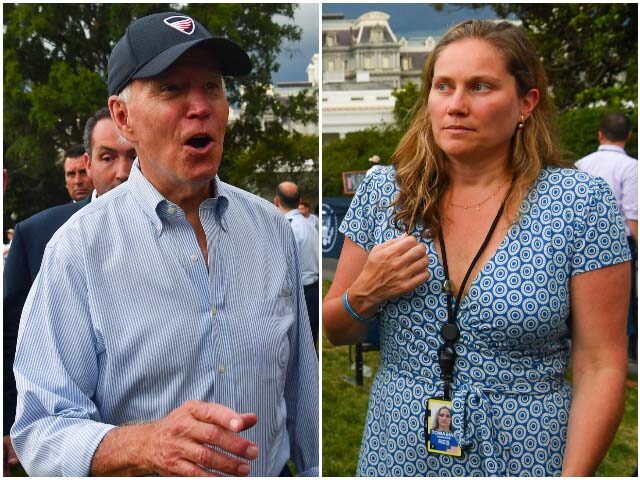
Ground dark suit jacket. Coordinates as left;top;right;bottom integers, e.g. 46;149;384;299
3;197;90;434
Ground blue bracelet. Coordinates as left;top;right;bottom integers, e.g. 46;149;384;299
342;290;375;323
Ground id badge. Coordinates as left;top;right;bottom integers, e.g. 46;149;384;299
426;398;462;456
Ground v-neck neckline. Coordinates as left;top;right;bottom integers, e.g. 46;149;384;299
427;201;525;312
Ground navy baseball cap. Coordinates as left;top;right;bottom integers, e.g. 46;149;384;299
108;12;252;96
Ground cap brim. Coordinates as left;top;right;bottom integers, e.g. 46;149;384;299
132;37;252;82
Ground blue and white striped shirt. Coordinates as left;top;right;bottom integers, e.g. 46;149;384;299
11;161;319;476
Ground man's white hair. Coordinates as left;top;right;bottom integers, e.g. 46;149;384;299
118;84;132;104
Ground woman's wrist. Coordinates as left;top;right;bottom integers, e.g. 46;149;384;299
344;285;381;319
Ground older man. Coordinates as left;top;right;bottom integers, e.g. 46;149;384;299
11;12;318;477
4;108;136;475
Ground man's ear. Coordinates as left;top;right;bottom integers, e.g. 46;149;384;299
108;95;136;143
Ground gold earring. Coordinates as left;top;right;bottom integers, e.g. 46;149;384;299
517;115;525;129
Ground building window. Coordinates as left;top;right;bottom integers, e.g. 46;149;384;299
376;96;389;100
364;56;372;69
402;56;410;71
351;97;364;101
383;55;390;69
328;60;334;72
370;28;383;43
326;33;336;47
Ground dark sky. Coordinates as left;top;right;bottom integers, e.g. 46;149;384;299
273;4;517;83
274;4;319;83
322;3;510;38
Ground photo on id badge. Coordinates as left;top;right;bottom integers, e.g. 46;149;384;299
426;398;462;456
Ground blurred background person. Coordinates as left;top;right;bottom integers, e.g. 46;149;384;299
277;182;320;350
576;112;638;362
58;144;94;202
3;229;14;261
298;199;319;231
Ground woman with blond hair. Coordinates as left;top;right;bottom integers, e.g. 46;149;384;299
323;19;630;476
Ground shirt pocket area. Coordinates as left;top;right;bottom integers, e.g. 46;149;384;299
226;295;295;393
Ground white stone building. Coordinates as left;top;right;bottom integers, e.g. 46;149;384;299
322;11;437;142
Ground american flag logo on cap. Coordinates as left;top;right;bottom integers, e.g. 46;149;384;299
163;15;195;35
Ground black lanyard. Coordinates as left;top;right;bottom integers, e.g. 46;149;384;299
437;196;508;400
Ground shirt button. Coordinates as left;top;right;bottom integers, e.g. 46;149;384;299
211;307;217;317
190;254;198;262
168;206;176;215
218;364;226;374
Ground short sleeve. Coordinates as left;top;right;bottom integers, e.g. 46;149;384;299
621;161;638;221
339;168;396;252
571;176;632;275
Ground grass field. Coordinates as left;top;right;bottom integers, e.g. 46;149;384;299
322;340;638;476
322;280;639;476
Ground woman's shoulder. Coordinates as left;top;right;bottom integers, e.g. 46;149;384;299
357;165;399;199
368;165;397;185
536;165;610;195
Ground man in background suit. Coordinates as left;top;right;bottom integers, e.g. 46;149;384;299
58;144;94;202
3;107;136;474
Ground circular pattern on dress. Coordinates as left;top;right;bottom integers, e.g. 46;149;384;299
341;167;630;476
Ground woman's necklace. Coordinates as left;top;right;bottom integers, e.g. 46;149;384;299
448;181;509;212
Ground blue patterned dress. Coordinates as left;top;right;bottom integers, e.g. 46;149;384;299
339;166;631;476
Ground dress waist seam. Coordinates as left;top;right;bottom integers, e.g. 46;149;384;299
380;364;568;395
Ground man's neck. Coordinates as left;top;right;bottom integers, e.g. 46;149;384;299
600;140;627;149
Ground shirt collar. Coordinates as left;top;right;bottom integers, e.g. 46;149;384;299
598;144;626;154
284;209;301;221
128;159;229;234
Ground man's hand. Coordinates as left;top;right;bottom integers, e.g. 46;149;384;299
91;400;259;476
3;435;19;476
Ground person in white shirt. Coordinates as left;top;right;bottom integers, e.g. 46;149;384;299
298;200;319;231
576;111;637;361
576;112;637;242
276;182;319;350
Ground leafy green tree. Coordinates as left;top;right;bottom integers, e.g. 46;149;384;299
392;81;419;132
3;3;316;228
558;107;638;163
485;3;638;110
322;126;402;197
228;124;318;201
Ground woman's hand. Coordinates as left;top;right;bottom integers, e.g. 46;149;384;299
348;234;430;316
323;235;430;345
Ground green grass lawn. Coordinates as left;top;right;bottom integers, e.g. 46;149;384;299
322;281;639;476
322;338;638;476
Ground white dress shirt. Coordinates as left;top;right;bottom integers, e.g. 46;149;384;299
285;209;319;286
576;144;637;236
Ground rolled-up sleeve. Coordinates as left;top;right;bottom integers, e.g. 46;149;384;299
11;232;115;477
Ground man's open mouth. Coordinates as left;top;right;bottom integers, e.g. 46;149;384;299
185;135;213;149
